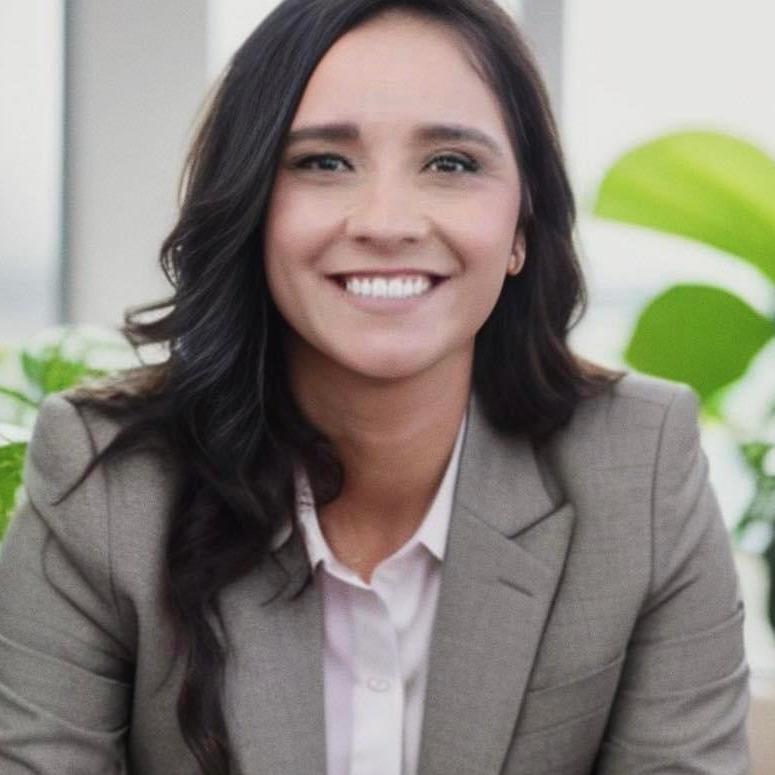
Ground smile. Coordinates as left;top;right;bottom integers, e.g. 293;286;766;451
327;273;449;313
341;274;433;299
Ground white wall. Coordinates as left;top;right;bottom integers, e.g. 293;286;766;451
0;1;63;344
207;1;526;83
565;0;775;356
64;0;208;328
521;0;564;121
206;0;278;80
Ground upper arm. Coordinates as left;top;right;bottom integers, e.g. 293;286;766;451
0;393;133;773
595;385;751;774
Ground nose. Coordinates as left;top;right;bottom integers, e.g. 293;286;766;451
344;176;429;249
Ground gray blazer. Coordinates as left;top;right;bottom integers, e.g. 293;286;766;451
0;373;750;774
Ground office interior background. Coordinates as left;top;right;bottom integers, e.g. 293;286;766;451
2;0;775;767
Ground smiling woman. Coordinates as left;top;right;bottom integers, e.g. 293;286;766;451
0;1;751;774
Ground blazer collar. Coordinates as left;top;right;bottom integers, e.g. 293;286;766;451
225;388;574;775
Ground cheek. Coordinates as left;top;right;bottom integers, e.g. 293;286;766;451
264;196;300;310
267;173;333;242
441;186;520;257
455;219;516;280
474;190;520;239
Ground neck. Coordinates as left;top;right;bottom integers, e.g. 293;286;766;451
287;340;472;533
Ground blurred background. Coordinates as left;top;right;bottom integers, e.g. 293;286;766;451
2;0;775;767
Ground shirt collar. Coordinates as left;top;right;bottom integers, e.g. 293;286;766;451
271;408;468;566
409;406;467;561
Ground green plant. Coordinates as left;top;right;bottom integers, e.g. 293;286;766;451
593;129;775;629
0;326;136;538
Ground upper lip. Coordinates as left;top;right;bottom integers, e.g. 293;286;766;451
327;268;448;278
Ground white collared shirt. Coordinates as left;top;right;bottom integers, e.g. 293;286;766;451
292;410;467;775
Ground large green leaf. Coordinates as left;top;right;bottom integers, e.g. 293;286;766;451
0;442;26;539
595;131;775;285
625;285;774;402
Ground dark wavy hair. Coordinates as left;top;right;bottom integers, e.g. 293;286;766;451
66;0;619;772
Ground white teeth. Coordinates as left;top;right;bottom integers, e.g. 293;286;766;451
343;275;433;299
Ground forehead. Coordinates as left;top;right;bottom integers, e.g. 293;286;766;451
290;11;508;136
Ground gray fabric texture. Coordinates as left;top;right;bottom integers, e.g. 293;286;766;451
0;372;751;774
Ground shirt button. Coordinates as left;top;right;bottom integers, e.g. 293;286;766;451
366;677;391;692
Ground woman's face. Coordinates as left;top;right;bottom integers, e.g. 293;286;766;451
264;10;524;384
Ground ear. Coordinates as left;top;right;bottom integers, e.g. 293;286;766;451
507;231;526;275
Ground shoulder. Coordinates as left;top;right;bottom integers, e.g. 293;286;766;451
26;389;152;502
543;371;702;486
24;388;177;589
562;371;698;446
25;390;101;505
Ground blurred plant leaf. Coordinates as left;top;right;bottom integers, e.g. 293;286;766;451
741;441;775;473
736;469;775;534
733;442;775;548
0;442;26;539
0;386;38;409
625;284;773;403
21;346;107;398
594;131;775;284
699;381;735;422
736;441;775;539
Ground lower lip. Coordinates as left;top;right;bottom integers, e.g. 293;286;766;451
327;277;448;314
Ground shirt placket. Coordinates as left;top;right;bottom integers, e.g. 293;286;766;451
350;587;404;775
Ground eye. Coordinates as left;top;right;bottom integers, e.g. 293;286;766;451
426;153;480;174
292;154;351;172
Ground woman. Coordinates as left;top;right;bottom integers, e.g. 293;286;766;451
0;1;750;773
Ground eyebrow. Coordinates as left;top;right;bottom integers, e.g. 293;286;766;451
284;121;505;157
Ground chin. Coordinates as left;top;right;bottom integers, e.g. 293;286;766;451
337;349;441;383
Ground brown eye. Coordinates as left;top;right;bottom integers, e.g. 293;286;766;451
293;154;351;172
427;154;479;174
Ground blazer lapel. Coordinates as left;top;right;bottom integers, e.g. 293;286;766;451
416;391;575;775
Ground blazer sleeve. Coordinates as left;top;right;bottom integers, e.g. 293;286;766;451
594;385;751;774
0;393;133;774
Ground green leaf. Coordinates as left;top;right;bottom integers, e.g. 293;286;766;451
0;442;26;539
21;351;47;391
741;477;775;524
700;381;736;421
0;386;39;409
594;131;775;284
740;441;775;474
733;509;757;543
625;285;774;402
21;346;107;397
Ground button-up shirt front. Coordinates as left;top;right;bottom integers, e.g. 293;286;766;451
292;410;467;775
